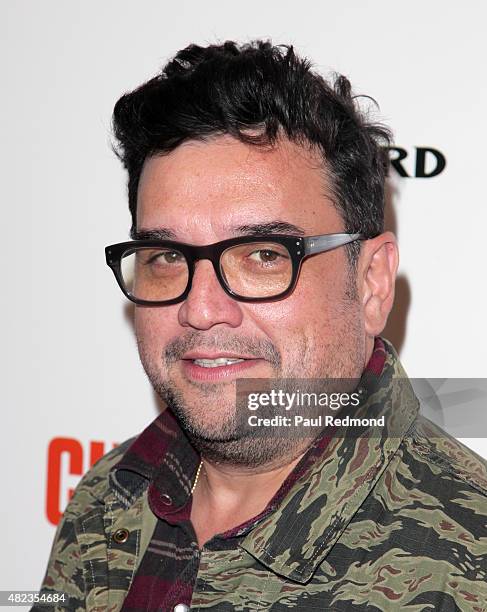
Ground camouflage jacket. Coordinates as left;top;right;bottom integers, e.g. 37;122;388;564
35;339;487;611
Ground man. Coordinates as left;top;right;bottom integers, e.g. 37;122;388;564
36;41;487;611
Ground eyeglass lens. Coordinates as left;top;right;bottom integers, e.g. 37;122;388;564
120;242;293;302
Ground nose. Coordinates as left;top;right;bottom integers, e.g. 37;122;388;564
177;259;244;330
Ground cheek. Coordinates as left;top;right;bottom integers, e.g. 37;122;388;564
247;255;352;361
134;307;178;360
255;253;349;329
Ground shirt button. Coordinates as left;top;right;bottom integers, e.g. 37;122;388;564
173;605;189;612
113;528;130;544
160;493;173;505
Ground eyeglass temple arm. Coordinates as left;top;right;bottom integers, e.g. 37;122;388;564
303;233;364;256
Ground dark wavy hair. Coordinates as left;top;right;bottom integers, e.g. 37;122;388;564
112;40;391;265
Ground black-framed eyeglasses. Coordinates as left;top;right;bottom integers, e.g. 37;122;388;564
105;233;365;306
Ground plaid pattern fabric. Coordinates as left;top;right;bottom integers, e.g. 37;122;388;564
116;339;387;611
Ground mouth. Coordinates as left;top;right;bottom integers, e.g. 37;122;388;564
180;353;265;381
191;357;245;368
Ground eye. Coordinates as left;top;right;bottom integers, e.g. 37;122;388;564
162;251;182;264
249;249;282;263
147;250;184;265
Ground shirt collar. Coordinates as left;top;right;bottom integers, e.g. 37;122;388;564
110;407;200;512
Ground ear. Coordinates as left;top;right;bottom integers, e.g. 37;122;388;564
359;231;399;337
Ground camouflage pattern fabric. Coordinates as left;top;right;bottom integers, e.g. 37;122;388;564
34;338;487;611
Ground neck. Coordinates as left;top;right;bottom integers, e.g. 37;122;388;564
190;442;311;546
364;335;375;368
201;448;305;498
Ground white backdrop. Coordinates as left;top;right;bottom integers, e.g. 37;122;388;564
3;0;487;596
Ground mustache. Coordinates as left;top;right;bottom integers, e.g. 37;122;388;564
164;330;282;369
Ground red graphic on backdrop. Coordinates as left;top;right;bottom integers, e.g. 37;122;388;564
46;438;118;525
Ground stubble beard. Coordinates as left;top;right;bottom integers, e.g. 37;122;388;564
138;299;364;468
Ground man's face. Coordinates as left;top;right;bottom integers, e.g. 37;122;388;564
135;135;367;465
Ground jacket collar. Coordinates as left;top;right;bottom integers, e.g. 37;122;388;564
240;339;419;582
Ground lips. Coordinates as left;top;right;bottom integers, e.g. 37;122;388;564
182;352;259;361
180;352;264;381
192;357;245;368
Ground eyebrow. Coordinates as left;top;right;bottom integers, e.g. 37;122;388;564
233;221;306;236
131;227;177;240
131;220;306;241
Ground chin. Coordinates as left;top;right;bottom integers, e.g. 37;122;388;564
169;396;239;437
179;413;241;444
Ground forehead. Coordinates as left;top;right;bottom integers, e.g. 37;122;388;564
136;135;342;238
